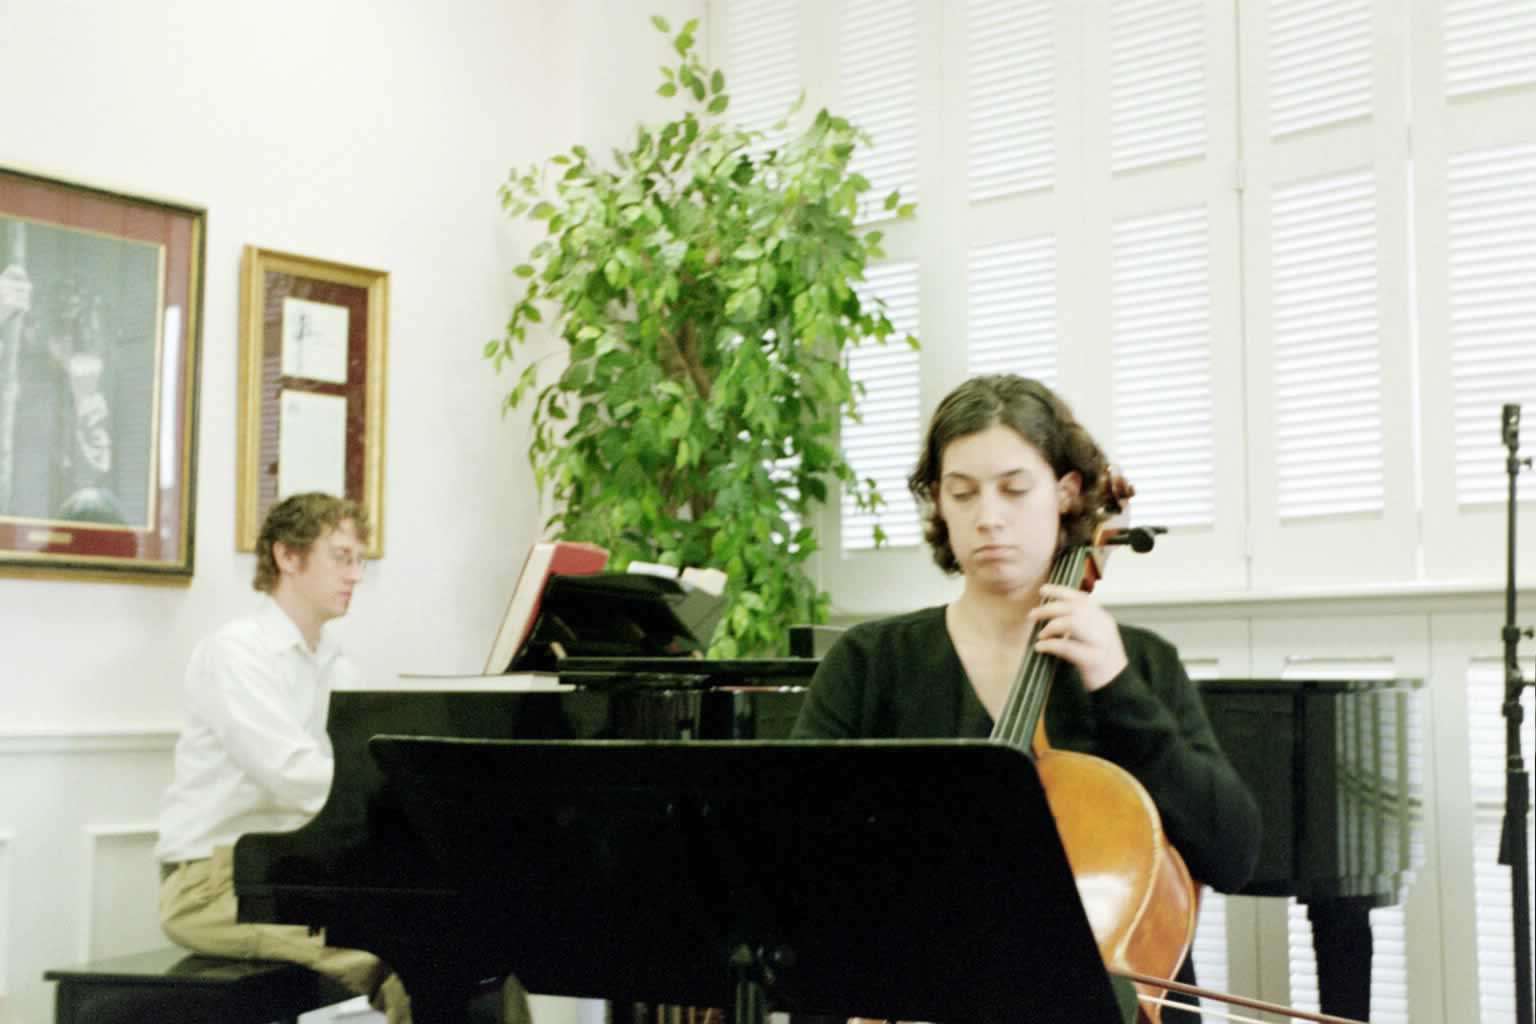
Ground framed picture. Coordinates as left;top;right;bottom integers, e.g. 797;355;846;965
237;247;387;557
0;167;205;580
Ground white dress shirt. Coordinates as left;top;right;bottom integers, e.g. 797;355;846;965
155;595;357;863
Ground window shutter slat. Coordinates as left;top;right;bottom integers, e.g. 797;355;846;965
841;0;920;221
1445;0;1536;98
967;0;1054;200
1112;207;1216;527
723;0;800;164
1267;0;1373;137
843;262;923;551
1270;169;1385;520
1110;0;1206;172
1448;142;1536;506
967;238;1058;382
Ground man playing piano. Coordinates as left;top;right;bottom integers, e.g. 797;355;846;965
153;492;531;1024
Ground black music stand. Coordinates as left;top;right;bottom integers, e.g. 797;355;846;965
367;737;1124;1024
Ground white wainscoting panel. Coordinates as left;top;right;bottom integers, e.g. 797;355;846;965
0;729;175;1024
77;825;163;963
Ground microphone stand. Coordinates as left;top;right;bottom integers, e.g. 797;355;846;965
1498;403;1535;1024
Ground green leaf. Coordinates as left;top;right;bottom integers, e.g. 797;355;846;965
707;95;729;115
514;264;535;278
658;82;678;98
883;191;900;211
531;202;555;219
651;14;671;32
710;69;724;94
603;258;625;288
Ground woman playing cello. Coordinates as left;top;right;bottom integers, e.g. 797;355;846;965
792;374;1262;1022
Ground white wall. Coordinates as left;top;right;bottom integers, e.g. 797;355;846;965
0;1;701;1022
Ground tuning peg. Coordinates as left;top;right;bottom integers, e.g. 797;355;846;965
1105;525;1167;553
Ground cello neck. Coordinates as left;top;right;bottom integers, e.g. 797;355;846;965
989;544;1092;751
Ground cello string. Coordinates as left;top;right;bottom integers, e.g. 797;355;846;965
992;545;1086;748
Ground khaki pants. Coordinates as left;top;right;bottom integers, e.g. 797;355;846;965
160;847;533;1024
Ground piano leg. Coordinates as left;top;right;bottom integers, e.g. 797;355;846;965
1307;897;1374;1022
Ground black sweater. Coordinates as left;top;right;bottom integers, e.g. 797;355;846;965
791;605;1261;894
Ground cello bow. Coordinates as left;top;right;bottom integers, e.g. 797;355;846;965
1117;969;1366;1024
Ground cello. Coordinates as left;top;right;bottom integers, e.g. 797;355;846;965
987;513;1196;1024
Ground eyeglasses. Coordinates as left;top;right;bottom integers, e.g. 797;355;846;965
322;545;368;573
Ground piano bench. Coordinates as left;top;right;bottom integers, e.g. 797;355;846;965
44;946;357;1024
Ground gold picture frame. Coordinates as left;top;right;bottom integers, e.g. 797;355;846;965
237;246;387;557
0;166;205;581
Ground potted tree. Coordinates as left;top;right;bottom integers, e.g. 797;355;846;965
487;15;915;657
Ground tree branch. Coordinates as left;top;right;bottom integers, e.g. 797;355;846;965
676;320;713;399
660;319;713;400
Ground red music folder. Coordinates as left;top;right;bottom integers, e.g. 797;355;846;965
482;540;610;673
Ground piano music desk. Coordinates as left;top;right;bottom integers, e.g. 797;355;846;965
44;946;356;1024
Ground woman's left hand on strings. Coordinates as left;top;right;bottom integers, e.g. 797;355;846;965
1027;583;1129;692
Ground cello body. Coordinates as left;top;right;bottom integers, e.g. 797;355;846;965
1035;748;1198;1023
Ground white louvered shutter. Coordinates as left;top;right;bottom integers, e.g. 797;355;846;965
1110;207;1216;529
840;0;919;222
1447;144;1536;506
721;0;800;152
967;0;1054;200
1239;0;1418;589
1444;0;1536;98
967;238;1058;383
1267;0;1373;137
1086;0;1251;601
842;262;922;551
1269;170;1385;520
1468;656;1536;1022
1109;0;1207;173
1413;0;1536;579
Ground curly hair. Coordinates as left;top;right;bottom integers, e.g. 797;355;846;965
253;492;370;593
907;375;1113;574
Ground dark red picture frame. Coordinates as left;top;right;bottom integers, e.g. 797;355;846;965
0;167;204;580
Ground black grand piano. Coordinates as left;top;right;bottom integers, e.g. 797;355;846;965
234;592;1423;1022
